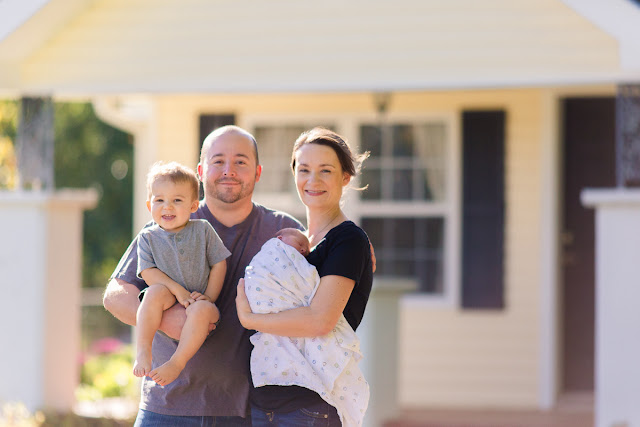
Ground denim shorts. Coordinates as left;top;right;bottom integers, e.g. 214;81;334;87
133;408;251;427
250;401;341;427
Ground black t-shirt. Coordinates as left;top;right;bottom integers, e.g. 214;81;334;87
250;220;374;412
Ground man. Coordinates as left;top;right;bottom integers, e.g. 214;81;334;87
103;125;303;426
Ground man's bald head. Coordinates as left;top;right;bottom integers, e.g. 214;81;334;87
200;125;259;165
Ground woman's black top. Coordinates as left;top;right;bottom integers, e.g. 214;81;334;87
249;220;374;413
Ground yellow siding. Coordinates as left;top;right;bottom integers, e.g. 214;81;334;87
16;0;619;92
399;91;546;408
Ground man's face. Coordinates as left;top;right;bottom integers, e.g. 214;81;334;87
198;132;262;205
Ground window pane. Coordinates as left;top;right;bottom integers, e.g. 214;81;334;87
361;168;381;200
415;123;447;201
425;217;444;249
392;169;413;200
361;216;445;294
392;124;413;157
391;218;415;249
393;258;414;277
416;259;443;293
361;125;382;157
417;168;443;201
254;125;305;193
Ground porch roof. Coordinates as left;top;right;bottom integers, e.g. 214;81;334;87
0;0;638;96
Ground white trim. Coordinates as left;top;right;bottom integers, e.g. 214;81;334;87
582;188;640;207
538;90;561;409
0;0;49;42
561;0;640;70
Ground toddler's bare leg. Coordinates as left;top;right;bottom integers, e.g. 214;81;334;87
133;285;177;377
149;301;219;386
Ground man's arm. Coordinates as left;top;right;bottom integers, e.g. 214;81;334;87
103;277;188;340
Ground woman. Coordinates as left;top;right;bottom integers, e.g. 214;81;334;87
236;127;374;426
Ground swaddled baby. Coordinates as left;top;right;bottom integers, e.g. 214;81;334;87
244;228;369;427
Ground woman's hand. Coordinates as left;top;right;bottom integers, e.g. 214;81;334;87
235;278;254;329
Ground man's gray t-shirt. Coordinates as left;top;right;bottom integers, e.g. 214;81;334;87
136;220;230;294
111;202;303;417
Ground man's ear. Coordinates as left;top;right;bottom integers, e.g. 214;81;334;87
197;163;203;180
255;165;263;183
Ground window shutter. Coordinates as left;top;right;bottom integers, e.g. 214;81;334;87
199;114;235;149
461;110;505;309
197;114;235;198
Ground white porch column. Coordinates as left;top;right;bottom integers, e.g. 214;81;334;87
358;279;416;427
0;189;98;412
582;188;640;427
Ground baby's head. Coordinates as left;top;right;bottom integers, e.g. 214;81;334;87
276;228;310;256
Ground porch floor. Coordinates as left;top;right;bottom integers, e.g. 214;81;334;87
383;393;594;427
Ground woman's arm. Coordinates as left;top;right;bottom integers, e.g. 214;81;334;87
236;274;355;337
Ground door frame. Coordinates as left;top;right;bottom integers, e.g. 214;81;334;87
539;86;615;409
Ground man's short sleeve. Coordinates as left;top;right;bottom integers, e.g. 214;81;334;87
110;234;147;291
136;231;157;278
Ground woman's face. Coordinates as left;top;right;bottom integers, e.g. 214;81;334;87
294;143;350;210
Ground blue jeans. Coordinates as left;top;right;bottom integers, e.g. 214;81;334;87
133;408;251;427
250;401;341;427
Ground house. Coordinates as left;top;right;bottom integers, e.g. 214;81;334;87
1;0;639;425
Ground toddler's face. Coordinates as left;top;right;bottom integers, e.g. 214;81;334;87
147;178;198;232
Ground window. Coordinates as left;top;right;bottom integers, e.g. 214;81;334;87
361;123;447;201
253;125;306;195
361;217;444;293
245;115;459;302
359;120;455;296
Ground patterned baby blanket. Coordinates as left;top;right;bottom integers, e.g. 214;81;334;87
244;237;369;427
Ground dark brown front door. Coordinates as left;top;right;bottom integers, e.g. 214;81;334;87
561;97;615;391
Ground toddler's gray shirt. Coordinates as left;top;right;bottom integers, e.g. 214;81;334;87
137;219;230;294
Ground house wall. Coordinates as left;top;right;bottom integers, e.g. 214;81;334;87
144;88;552;409
399;90;546;408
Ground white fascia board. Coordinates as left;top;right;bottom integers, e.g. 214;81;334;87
561;0;640;71
0;0;50;43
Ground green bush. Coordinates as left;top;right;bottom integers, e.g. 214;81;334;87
77;345;138;401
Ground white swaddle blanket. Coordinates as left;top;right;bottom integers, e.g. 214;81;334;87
244;237;369;427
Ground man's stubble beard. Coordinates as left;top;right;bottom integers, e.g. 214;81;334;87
206;178;256;205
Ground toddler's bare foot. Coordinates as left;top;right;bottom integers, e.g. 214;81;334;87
149;359;185;386
133;350;152;377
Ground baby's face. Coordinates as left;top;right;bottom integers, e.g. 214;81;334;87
279;233;310;256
